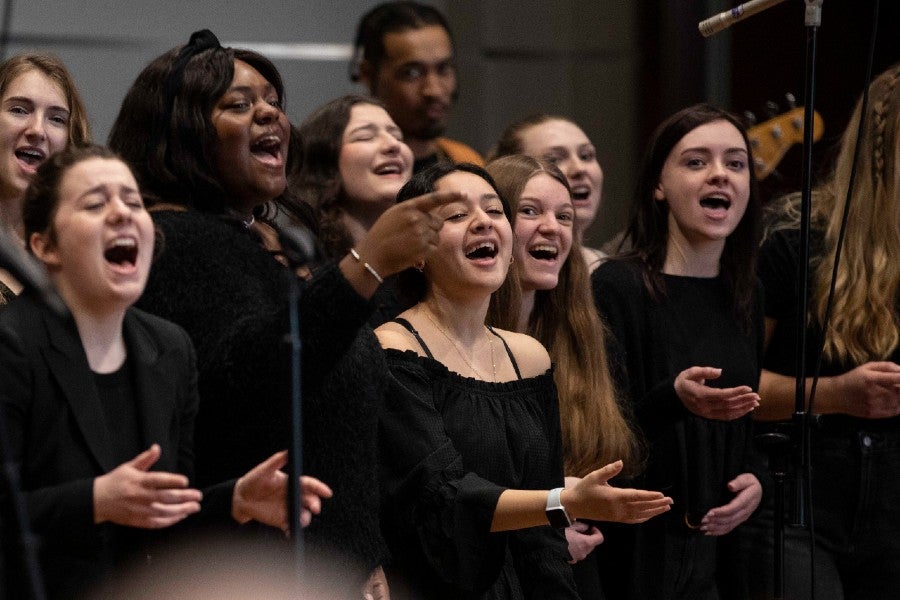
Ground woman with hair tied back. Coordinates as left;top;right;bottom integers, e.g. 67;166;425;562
0;53;90;304
485;154;643;599
744;63;900;600
375;161;671;599
492;115;607;271
0;145;331;600
107;29;458;598
591;104;765;599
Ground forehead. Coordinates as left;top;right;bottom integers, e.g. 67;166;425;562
381;25;453;66
673;119;746;153
435;170;496;197
519;119;590;153
59;158;138;199
227;59;275;92
3;69;67;106
345;103;396;130
520;173;571;206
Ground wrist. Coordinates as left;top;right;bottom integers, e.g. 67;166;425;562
231;478;251;524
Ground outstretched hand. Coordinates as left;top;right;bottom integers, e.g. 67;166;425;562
231;450;333;532
675;366;760;420
354;190;463;277
700;472;762;536
565;460;673;524
93;444;202;529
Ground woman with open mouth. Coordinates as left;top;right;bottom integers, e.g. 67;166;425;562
591;104;764;599
0;53;90;305
277;94;415;326
374;162;671;599
0;144;332;599
107;29;461;599
492;114;608;272
485;154;646;599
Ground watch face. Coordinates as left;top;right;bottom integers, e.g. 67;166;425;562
547;507;571;529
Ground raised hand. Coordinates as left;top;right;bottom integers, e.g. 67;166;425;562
353;190;463;277
93;444;202;529
699;472;762;536
675;366;760;420
565;460;673;524
231;450;333;531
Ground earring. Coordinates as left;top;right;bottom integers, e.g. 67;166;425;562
415;260;425;272
509;255;515;264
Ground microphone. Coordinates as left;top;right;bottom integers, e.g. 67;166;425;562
0;229;67;317
699;0;788;37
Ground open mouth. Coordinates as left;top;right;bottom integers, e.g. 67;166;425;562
15;147;46;167
528;244;559;261
104;238;138;267
570;185;591;202
250;135;283;165
699;196;731;210
374;161;404;176
465;240;498;260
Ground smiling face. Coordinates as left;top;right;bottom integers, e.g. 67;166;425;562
30;157;154;315
0;69;70;205
513;173;574;292
369;25;456;144
427;170;513;300
516;118;603;232
211;59;290;215
654;119;750;251
339;102;413;214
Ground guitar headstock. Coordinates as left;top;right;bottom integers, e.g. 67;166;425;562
747;106;824;179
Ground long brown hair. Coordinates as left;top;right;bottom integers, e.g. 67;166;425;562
486;154;640;477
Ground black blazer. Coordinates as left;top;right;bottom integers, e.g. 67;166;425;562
0;292;202;599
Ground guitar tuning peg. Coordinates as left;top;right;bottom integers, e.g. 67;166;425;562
764;100;780;118
784;93;797;109
743;110;758;126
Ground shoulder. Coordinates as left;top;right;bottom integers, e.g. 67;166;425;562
491;327;551;378
591;258;645;299
436;137;484;166
125;307;195;358
374;319;421;353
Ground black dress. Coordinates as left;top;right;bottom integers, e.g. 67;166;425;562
378;319;579;599
591;258;763;600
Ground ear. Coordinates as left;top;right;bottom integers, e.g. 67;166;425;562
653;181;666;202
29;231;61;269
357;59;376;93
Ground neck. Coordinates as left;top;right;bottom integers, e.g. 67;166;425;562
70;305;128;374
341;205;383;244
406;136;438;161
420;292;489;346
518;289;536;333
662;233;723;277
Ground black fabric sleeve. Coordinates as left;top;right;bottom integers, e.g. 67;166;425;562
379;355;509;593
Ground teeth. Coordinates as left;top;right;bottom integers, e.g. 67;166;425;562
531;244;557;254
110;238;136;248
375;164;401;175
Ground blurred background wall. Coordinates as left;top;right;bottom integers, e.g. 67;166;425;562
2;0;897;247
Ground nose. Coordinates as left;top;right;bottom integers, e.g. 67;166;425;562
537;213;561;235
254;99;280;124
107;195;134;224
421;70;446;99
708;159;729;183
380;131;401;154
470;206;494;231
24;112;48;141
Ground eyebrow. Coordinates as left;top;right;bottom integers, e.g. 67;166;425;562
78;184;140;200
4;96;70;113
680;146;748;155
224;84;276;96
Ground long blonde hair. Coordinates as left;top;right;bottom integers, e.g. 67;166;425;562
765;63;899;364
486;155;640;477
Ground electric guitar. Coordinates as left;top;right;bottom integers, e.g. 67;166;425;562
747;107;824;179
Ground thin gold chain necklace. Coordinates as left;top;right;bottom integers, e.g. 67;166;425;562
420;308;496;382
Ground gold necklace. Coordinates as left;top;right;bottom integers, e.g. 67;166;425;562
421;308;496;382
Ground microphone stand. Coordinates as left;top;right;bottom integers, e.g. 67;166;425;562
698;2;824;599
